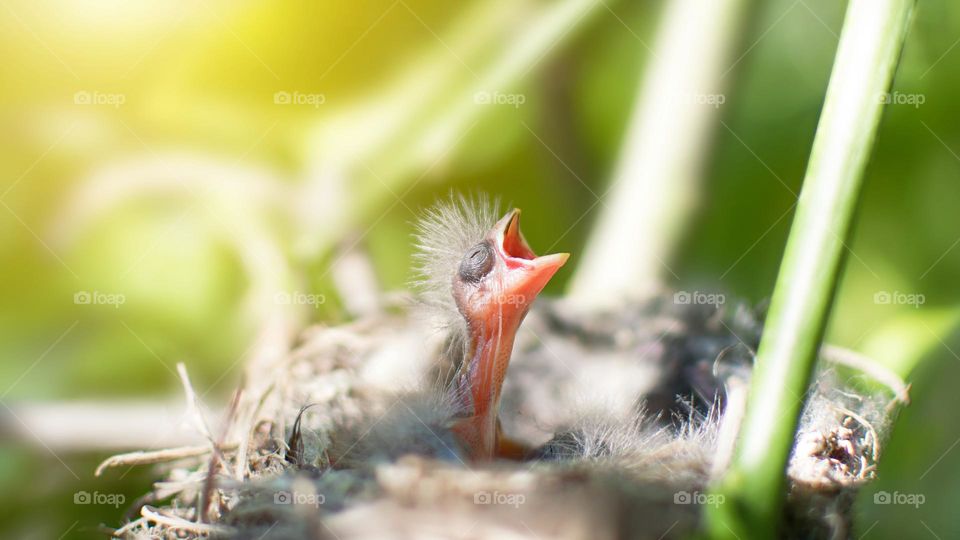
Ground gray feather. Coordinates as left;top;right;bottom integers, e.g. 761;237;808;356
412;194;501;404
411;192;500;327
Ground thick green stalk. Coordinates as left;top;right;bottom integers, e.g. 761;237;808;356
707;0;916;537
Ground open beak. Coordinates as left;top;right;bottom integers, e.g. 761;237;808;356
451;208;569;460
493;208;570;302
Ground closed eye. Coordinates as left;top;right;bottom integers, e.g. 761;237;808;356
458;241;494;283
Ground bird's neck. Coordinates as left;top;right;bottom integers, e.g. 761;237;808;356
453;310;525;459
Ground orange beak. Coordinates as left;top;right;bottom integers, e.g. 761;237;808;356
452;208;568;460
494;209;570;303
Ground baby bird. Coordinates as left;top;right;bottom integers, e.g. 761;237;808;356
414;195;569;460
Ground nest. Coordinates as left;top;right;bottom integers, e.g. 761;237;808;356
100;295;908;539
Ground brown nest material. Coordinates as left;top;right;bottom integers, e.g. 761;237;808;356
100;295;908;539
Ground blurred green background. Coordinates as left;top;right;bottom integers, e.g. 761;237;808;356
0;0;957;538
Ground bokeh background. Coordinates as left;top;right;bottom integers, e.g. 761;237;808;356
0;0;957;538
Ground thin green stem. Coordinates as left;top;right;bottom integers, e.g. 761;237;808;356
707;0;916;537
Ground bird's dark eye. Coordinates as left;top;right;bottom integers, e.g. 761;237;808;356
458;242;494;283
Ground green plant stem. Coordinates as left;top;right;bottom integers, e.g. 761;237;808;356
706;0;916;537
567;0;751;306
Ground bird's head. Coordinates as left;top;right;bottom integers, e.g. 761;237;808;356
414;196;568;459
451;208;569;339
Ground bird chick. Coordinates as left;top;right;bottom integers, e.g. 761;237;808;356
414;195;568;460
